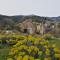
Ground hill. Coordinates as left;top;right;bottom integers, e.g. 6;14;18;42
0;14;60;31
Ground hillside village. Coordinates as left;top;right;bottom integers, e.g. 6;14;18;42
0;15;60;36
17;19;60;36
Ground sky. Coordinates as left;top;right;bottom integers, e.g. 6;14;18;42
0;0;60;17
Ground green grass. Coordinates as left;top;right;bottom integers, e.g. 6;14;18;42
0;47;9;60
48;38;60;49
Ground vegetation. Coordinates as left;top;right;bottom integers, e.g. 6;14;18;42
0;33;60;60
0;14;60;60
0;14;55;31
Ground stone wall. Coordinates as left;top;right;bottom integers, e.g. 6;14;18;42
19;19;60;35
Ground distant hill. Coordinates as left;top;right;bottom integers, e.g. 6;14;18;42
49;16;60;21
0;14;60;30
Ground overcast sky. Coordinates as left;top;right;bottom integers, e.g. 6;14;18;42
0;0;60;17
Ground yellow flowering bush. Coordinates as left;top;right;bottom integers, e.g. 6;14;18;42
7;58;13;60
16;55;22;60
22;55;29;60
6;35;60;60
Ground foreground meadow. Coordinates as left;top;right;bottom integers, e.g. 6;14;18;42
0;34;60;60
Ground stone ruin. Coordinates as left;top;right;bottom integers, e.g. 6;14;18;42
18;19;60;35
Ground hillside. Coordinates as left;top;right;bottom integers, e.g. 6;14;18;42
0;14;60;31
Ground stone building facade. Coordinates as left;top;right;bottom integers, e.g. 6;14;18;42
19;19;35;34
18;19;60;35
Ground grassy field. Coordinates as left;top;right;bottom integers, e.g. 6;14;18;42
0;47;10;60
0;40;60;60
48;38;60;49
0;34;60;60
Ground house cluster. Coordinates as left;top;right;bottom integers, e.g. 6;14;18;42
18;19;60;35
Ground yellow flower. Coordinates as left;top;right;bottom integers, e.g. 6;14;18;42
16;56;22;60
15;41;23;47
35;59;40;60
27;35;33;40
18;52;26;56
29;56;34;60
54;47;59;52
7;58;13;60
34;47;39;52
9;48;18;55
45;49;50;55
44;57;51;60
52;44;56;48
22;55;29;60
27;48;31;53
38;51;43;55
55;53;60;58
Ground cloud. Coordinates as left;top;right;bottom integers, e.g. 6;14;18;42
0;0;60;16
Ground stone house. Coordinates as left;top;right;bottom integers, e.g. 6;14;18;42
19;19;35;34
18;19;45;35
18;19;60;35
